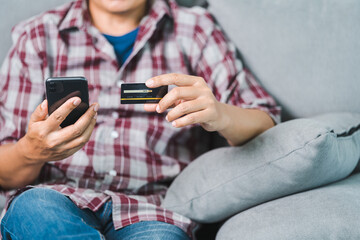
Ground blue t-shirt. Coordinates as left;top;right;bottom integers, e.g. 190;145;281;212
103;27;139;66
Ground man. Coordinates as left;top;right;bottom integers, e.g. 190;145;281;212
0;0;280;239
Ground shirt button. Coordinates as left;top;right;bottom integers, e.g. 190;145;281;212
108;169;117;176
112;112;119;119
111;130;119;139
117;80;124;88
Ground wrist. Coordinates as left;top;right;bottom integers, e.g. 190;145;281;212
15;137;43;166
216;102;233;132
215;103;239;146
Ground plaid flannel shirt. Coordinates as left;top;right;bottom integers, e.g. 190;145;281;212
0;0;280;237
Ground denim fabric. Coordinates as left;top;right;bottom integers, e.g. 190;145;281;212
0;188;190;240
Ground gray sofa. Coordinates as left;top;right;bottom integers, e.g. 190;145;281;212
1;0;360;239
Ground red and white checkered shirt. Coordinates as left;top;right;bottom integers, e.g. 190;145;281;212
0;0;280;237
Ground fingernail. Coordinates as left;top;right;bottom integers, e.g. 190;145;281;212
165;115;169;122
156;105;161;113
146;79;154;87
41;100;47;110
93;113;98;120
94;104;99;112
172;121;177;127
73;99;81;106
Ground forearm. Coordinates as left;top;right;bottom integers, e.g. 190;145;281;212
0;139;44;190
218;103;275;146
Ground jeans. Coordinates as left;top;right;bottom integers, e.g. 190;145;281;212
0;188;191;240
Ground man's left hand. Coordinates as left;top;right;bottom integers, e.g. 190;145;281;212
144;73;228;132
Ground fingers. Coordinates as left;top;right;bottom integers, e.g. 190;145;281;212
23;99;98;164
171;110;209;128
146;73;200;88
61;115;97;150
45;97;81;131
144;103;157;112
157;87;201;113
56;103;98;143
166;99;206;122
146;74;220;130
29;100;48;124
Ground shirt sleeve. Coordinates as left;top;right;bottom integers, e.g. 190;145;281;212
0;23;46;146
190;11;281;124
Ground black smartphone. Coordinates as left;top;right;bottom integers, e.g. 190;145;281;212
45;76;89;128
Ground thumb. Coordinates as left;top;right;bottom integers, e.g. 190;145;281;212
29;100;48;124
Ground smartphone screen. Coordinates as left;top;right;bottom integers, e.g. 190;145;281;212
45;76;89;128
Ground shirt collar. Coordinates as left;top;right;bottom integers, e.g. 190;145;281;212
58;0;174;32
149;0;173;20
58;0;89;31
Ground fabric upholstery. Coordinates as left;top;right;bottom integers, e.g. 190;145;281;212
162;113;360;222
207;0;360;120
216;173;360;240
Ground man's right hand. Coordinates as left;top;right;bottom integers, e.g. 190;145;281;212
17;97;99;164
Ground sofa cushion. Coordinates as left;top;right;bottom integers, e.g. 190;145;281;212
216;173;360;240
162;112;360;223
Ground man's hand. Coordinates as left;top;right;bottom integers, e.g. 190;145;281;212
144;73;228;132
145;73;275;146
18;97;99;164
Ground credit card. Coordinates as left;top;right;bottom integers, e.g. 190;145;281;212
121;83;168;104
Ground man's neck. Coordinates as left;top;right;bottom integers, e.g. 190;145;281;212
88;1;148;36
